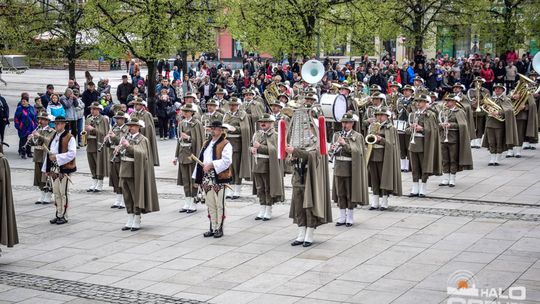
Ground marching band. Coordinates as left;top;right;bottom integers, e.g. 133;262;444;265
8;58;540;247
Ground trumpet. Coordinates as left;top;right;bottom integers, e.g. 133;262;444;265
365;122;381;163
408;112;420;144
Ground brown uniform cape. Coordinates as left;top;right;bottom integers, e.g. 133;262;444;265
175;118;205;185
422;111;443;176
230;111;253;179
132;110;160;166
251;130;285;200
380;124;403;196
459;96;477;140
243;101;266;134
0;153;18;247
31;127;56;186
88;115;111;177
482;97;519;150
306;149;332;225
108;124;129;188
125;136;160;213
331;131;369;205
525;95;539;143
455;110;474;171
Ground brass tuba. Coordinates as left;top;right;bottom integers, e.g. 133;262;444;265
263;82;280;105
481;96;505;122
511;73;535;115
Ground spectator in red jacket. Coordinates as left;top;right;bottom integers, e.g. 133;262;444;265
480;62;495;93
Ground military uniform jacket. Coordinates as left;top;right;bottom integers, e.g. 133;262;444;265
119;133;160;213
368;122;402;195
130;110;160;166
85;114;110;153
408;108;442;175
202;111;224;128
30;126;56;163
107;123;129;163
223;110;252;179
440;107;473;171
252;128;285;201
242;100;266;133
332;129;369;205
175;117;204;164
456;93;477;139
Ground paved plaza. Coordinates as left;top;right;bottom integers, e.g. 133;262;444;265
1;70;540;303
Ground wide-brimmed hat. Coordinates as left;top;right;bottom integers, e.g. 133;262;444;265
89;102;104;110
208;120;229;129
415;94;430;103
304;93;317;101
493;83;505;89
529;70;538;77
129;98;147;107
444;93;460;102
371;92;386;101
340;112;358;122
258;113;276;123
429;92;438;99
390;81;402;88
413;76;425;83
114;111;128;119
369;84;382;92
473;76;486;83
374;106;391;116
402;84;415;92
339;84;351;92
452;82;466;91
53;116;68;123
37;112;52;121
215;88;226;95
228;97;241;105
184;92;197;99
206;99;218;106
181;103;196;112
269;101;283;108
243;89;255;95
126;117;145;128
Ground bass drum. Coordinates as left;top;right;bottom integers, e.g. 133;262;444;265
319;94;348;122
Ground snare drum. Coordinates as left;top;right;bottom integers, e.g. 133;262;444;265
394;120;407;133
320;94;348;122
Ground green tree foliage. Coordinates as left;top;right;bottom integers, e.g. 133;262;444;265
86;0;220;112
225;0;381;60
1;0;92;80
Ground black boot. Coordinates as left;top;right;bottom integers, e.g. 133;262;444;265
50;217;59;224
213;229;223;238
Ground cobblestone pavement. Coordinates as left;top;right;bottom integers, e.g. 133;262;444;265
2;70;540;303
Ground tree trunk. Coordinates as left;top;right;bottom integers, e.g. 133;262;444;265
412;13;424;52
180;50;188;76
146;60;157;115
68;58;76;81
